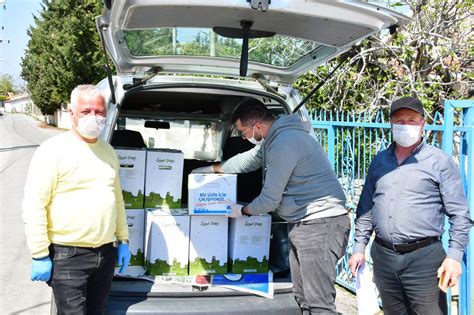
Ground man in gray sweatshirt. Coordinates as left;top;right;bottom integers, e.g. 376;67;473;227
194;99;350;314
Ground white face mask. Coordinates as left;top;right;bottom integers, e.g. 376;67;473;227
74;114;106;139
247;127;264;145
392;124;421;147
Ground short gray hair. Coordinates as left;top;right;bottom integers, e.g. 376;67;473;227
69;84;105;110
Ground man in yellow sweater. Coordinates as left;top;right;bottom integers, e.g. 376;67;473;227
22;84;130;314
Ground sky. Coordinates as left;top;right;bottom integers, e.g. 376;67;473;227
0;0;42;85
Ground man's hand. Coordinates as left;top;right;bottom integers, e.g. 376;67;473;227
191;165;215;174
349;253;365;278
117;244;131;273
31;257;52;281
437;258;462;292
227;203;245;218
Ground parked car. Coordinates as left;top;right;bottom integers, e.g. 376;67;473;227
94;1;408;314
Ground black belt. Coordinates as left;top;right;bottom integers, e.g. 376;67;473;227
51;242;114;250
375;236;440;253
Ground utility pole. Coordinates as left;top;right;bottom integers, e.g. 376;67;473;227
0;0;9;65
0;0;8;110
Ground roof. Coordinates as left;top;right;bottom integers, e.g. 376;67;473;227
5;93;31;102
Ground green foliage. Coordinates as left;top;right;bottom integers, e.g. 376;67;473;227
0;74;18;95
294;0;473;118
123;28;316;67
20;0;106;115
230;256;269;274
144;191;182;209
147;257;188;276
124;28;175;56
189;256;228;275
20;0;472;117
130;248;144;266
122;190;144;209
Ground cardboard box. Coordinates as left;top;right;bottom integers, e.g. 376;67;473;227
115;149;146;209
115;209;146;276
228;215;272;273
145;209;190;276
145;150;184;209
189;216;228;275
188;174;237;215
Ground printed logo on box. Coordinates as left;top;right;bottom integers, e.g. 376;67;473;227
188;174;236;215
145;151;184;209
189;216;228;275
115;149;146;209
145;210;190;276
228;216;271;274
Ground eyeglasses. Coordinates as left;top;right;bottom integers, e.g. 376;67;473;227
231;124;256;139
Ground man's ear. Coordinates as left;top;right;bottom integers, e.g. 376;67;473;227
420;119;426;135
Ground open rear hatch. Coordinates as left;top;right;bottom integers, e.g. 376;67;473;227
97;0;409;84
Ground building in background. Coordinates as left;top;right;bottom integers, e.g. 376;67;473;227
4;92;31;113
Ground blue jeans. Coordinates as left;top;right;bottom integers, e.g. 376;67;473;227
371;240;447;315
48;243;116;315
288;214;350;314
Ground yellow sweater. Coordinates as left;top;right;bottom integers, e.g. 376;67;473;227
22;131;128;258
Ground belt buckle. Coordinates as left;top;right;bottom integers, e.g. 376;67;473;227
394;237;433;253
394;243;415;253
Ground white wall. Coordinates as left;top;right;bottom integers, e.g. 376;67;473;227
4;96;31;113
56;109;72;130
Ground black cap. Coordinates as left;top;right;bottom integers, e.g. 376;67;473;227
390;97;424;116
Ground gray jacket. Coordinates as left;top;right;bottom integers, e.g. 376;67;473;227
221;114;347;222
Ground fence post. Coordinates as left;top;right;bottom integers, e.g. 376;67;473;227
327;126;336;170
461;103;473;315
441;100;455;314
442;100;455;155
442;100;474;315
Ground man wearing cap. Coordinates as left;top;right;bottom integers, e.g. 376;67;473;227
349;97;471;314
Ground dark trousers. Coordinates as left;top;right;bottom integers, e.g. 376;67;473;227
288;214;350;315
371;240;448;315
49;243;117;315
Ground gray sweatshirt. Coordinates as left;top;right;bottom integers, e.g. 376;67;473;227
221;114;347;222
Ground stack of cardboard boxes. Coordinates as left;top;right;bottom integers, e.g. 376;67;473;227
115;148;146;276
115;147;271;277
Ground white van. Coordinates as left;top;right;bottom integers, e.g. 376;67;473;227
95;1;408;313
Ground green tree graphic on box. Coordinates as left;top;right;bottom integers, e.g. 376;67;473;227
230;256;269;273
130;248;144;266
146;258;188;275
189;256;228;275
145;192;181;208
122;190;144;209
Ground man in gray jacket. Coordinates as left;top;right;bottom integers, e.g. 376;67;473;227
194;99;350;314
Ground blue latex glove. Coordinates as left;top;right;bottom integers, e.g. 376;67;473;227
117;244;131;273
31;257;52;281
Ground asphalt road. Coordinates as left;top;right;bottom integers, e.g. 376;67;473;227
0;113;64;314
0;113;358;314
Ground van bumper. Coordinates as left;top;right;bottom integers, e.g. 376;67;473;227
106;291;300;314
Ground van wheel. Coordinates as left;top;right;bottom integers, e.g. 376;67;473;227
50;294;57;315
